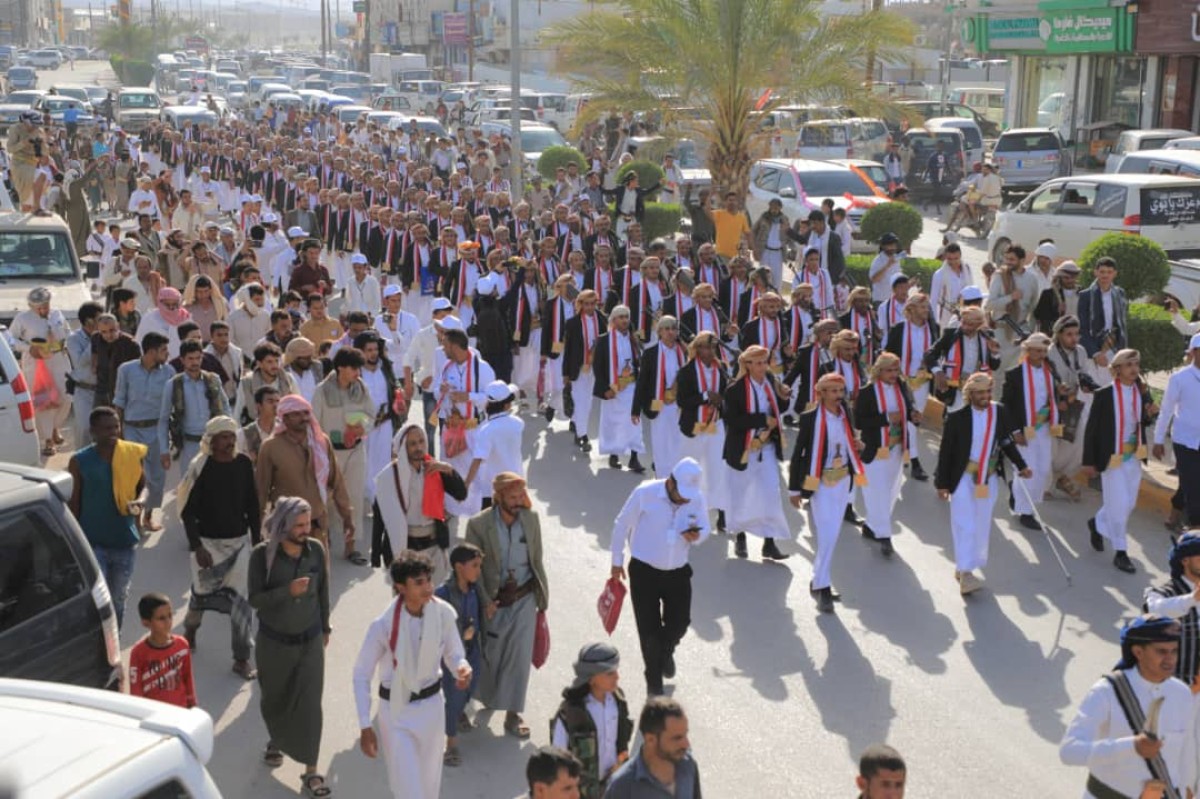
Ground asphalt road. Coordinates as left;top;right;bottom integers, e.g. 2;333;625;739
36;60;1146;798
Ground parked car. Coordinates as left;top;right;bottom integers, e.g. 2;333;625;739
745;158;890;254
389;79;445;114
47;84;89;103
947;86;1006;129
898;127;967;196
1163;136;1200;152
479;121;566;174
0;88;46;132
334;104;372;127
0;461;125;689
0;679;221;797
32;95;97;129
369;92;413;112
113;87;162;133
988;174;1200;307
924;117;985;169
794;118;890;162
5;66;37;91
160;104;219;130
1112;149;1200;177
390;114;450;140
990;127;1072;195
0;334;39;466
0;212;94;326
1105;128;1196;173
467;105;538;127
26;49;62;69
892;99;1000;139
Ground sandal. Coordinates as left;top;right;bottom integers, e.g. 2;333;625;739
232;660;257;680
504;716;531;739
443;747;462;767
262;745;283;768
301;773;332;798
346;551;369;566
41;444;56;457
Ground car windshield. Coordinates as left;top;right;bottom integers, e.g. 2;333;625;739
4;91;39;104
905;132;961;151
852;163;889;188
0;232;78;278
119;93;158;109
995;133;1060;153
801;125;847;146
7;70;33;79
797;169;874;197
520;129;566;151
43;99;77;111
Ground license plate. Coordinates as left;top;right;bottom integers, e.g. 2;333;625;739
1017;159;1023;169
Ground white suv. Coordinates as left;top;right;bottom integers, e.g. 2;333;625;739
0;678;222;797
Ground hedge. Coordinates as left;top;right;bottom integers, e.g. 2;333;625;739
845;254;942;294
1129;302;1190;374
1077;233;1171;301
858;202;925;252
110;55;155;86
536;145;587;181
615;160;667;200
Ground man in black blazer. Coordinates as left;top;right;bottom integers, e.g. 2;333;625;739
885;294;939;481
999;333;1065;532
934;371;1029;595
633;316;688;479
923;306;1001;409
561;290;607;451
1076;256;1129;368
606;170;661;240
1081;348;1158;573
591;305;646;473
788;371;865;611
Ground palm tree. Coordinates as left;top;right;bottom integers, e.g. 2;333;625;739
97;22;157;63
545;0;914;197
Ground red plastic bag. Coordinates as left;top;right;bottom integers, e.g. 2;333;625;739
443;423;467;458
31;358;60;411
597;577;626;635
532;609;550;669
391;387;409;418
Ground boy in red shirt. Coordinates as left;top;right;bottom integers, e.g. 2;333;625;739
128;592;197;709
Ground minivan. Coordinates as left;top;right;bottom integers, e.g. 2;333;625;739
795;118;890;162
988;174;1200;277
1105;128;1196;173
990;127;1071;194
948;87;1006;128
0;464;122;688
1112;149;1200;178
6;65;37;90
925;117;985;169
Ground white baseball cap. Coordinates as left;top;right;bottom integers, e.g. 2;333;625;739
960;285;984;302
383;284;403;298
431;297;453;312
671;457;703;501
350;253;368;265
287;226;308;238
1191;332;1200;351
484;380;514;403
262;212;279;224
1035;242;1057;259
437;315;464;331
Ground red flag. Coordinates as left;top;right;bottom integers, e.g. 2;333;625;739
754;88;774;111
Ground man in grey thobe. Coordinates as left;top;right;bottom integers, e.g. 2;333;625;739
465;471;549;739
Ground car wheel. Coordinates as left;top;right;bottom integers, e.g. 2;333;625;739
991;236;1010;265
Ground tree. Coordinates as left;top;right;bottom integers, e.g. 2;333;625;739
98;22;157;63
545;0;914;198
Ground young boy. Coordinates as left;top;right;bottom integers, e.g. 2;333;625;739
550;642;632;798
435;543;485;767
128;592;197;709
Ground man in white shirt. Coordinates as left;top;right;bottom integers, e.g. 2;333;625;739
354;552;472;799
345;253;382;316
928;244;972;329
403;300;455;458
1154;333;1200;528
375;285;421;366
1060;615;1196;799
465;381;526;505
610;457;709;696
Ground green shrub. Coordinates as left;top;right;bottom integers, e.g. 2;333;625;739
1128;302;1189;374
845;254;942;294
858;202;925;251
1077;233;1171;301
615;160;666;200
536;145;587;181
604;201;681;241
109;55;154;86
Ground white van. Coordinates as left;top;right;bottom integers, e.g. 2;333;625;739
1113;149;1200;177
794;118;890;162
0;678;221;798
925;116;985;168
0;212;94;326
989;174;1200;272
949;87;1006;128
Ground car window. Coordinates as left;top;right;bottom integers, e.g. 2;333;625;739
119;93;159;109
1058;183;1098;215
796;169;873;196
801;125;846;146
1095;184;1128;218
959;127;983;150
0;231;78;278
995;133;1060;153
753;167;780;193
137;780;191;799
0;509;86;634
1028;184;1063;214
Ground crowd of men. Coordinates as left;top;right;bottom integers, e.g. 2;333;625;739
6;90;1200;799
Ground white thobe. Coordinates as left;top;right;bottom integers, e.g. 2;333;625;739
647;343;684;479
598;332;644;457
362;365;392;504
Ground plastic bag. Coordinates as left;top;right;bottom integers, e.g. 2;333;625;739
597;577;626;635
532;609;550;669
31;358;60;411
391;387;409;418
443;423;468;458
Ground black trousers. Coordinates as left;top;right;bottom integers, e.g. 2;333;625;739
628;558;692;693
1177;443;1200;526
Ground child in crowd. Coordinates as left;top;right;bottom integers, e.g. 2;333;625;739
128;592;196;709
550;642;633;798
436;543;485;767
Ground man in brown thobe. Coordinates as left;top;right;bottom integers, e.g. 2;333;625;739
255;394;354;549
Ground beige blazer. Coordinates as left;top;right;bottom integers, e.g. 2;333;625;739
464;507;549;612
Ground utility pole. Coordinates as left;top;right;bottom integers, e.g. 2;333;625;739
940;1;958;116
509;0;522;199
362;0;370;72
320;0;327;64
467;0;475;81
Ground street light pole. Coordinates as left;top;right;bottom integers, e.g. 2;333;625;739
508;0;522;200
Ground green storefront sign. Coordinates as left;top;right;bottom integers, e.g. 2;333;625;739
962;5;1134;54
